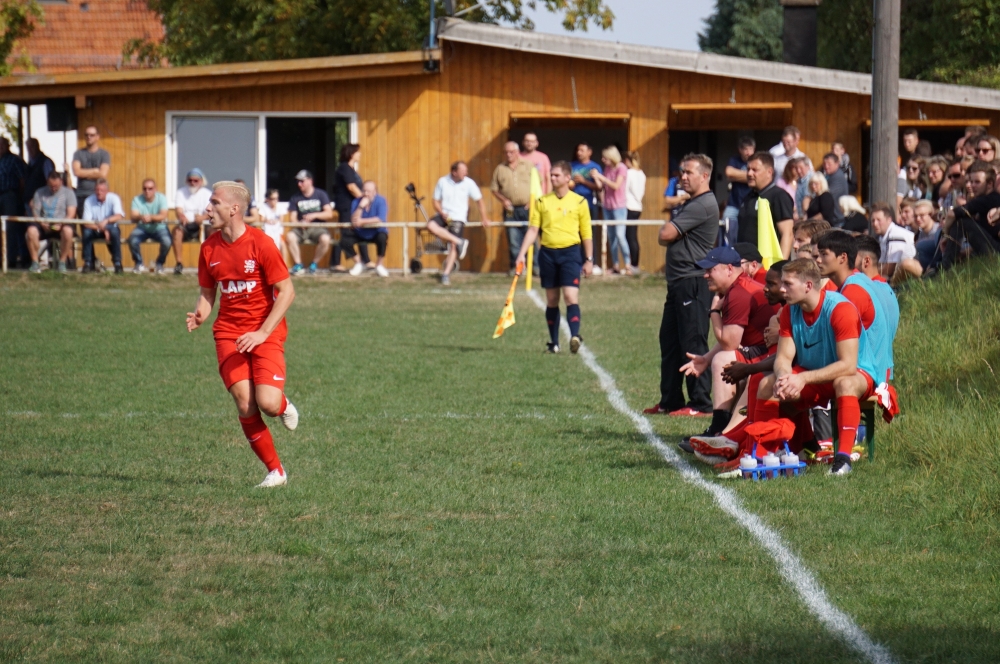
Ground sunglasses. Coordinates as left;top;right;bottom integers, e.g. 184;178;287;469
187;178;201;183
977;147;994;154
948;173;963;179
907;165;920;171
85;133;98;138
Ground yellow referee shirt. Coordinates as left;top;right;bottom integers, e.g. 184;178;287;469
529;191;593;249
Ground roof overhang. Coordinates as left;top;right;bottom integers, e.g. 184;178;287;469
0;49;441;103
437;18;1000;110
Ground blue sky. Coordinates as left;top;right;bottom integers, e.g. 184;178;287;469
522;0;717;53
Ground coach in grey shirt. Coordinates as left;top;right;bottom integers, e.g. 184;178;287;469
643;153;719;418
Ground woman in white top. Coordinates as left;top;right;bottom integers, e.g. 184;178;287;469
258;189;287;255
624;151;646;273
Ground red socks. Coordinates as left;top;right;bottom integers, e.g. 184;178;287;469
835;396;860;456
753;398;780;423
239;413;282;473
277;394;288;416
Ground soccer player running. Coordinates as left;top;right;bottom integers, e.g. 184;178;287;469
753;259;878;475
514;161;594;353
186;181;299;488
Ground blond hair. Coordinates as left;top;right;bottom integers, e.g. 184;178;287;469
782;258;822;285
212;180;251;213
809;171;829;195
913;199;935;215
602;146;622;165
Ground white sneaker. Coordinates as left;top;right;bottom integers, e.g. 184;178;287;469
591;265;603;276
280;401;299;431
132;264;145;274
458;238;470;260
257;466;287;488
375;264;389;278
349;261;365;276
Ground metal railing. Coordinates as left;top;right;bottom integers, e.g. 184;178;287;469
1;216;671;275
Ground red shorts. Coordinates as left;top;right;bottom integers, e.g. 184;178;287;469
215;337;287;391
789;366;875;409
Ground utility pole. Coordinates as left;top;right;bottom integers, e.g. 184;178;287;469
870;0;900;209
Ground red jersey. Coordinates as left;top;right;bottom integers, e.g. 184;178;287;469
198;226;291;341
779;290;861;341
722;272;779;347
753;267;767;285
839;271;875;330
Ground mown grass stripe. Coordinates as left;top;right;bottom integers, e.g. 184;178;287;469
527;288;897;664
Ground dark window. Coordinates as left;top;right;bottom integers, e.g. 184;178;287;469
266;117;351;201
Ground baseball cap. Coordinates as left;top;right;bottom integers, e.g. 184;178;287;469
186;168;206;180
295;169;313;181
733;242;763;263
696;246;742;269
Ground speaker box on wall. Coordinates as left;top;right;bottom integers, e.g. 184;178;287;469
46;98;78;132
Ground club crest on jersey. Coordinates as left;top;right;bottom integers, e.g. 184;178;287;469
221;280;257;294
244;259;256;273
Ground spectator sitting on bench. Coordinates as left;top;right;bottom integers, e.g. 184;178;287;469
172;168;211;274
286;169;335;275
129;178;171;274
343;180;390;278
870;202;915;283
82;178;124;273
27;170;76;273
256;189;286;253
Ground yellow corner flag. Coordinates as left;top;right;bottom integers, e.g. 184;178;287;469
493;272;519;339
756;197;784;269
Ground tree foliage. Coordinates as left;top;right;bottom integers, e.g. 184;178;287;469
126;0;613;67
703;0;1000;89
0;0;42;77
698;0;783;61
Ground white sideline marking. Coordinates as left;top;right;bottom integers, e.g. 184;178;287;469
526;289;896;664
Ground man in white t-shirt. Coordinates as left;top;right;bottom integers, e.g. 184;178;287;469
871;202;915;282
428;161;491;285
769;126;806;178
172;168;212;274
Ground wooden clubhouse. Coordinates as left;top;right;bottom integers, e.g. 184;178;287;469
2;18;998;273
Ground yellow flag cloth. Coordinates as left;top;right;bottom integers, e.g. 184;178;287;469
493;273;519;339
756;197;784;270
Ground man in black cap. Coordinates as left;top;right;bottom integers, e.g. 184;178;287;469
678;246;780;441
733;241;767;285
643;153;718;417
286;169;334;275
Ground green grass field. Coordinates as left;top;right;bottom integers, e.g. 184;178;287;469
2;264;999;663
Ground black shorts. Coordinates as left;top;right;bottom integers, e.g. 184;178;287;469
179;222;201;242
539;245;583;289
429;215;464;238
28;222;70;239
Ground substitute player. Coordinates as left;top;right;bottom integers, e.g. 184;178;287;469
186;181;299;488
514;161;593;353
753;259;877;475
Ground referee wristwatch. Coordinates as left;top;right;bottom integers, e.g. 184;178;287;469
584;256;594;263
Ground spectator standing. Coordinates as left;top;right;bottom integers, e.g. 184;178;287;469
432;160;490;285
258;189;285;251
722;137;756;245
24;138;54;205
900;128;920;166
70;126;110;216
769;126;806;177
26;170;76;273
806;172;837;224
129;178;171;274
737;152;795;259
643;154;718;417
777;159;798;200
870;203;916;280
344;180;390;278
81;178;124;273
975;135;999;162
286;169;334;275
662;158;690;216
926;156;949;203
832;142;858;195
491;142;535;276
624;150;646;271
570;143;604;274
0;136;28;267
591;146;631;275
793;157;814;220
822;153;848;221
520;133;551;194
172;168;211;274
332;143;365;272
839;196;869;233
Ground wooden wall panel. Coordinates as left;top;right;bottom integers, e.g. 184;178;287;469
73;41;998;274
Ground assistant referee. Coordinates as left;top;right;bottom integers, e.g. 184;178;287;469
515;161;594;354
